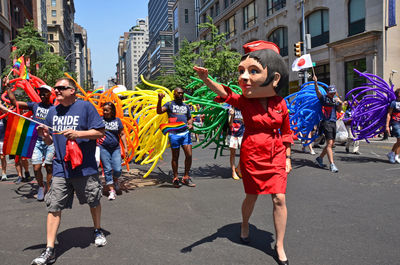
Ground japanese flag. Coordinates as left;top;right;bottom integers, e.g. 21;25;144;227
292;54;313;71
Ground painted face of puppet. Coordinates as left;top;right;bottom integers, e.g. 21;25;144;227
238;56;280;98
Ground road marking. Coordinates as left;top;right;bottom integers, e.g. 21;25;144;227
370;151;381;157
385;167;400;171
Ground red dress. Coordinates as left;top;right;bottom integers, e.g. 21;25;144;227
215;86;293;194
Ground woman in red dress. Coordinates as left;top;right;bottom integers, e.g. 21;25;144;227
194;41;292;265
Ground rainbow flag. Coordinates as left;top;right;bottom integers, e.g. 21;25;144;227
159;122;187;135
2;113;38;157
13;56;23;69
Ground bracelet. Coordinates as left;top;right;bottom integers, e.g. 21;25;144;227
286;155;291;159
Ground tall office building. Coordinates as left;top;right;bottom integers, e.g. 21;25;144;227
172;0;197;55
197;0;400;96
0;0;11;73
116;32;130;86
125;18;149;89
33;0;48;40
138;0;175;80
46;0;75;72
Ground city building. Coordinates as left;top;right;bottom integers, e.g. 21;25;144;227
172;0;197;55
138;0;175;80
46;0;75;72
33;0;48;41
9;0;33;40
116;32;129;86
197;0;400;96
74;23;84;87
0;0;11;73
125;18;149;89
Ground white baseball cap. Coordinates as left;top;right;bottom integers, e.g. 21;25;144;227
38;85;52;92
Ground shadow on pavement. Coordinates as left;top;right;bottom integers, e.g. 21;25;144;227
337;155;389;164
191;164;231;179
14;182;38;201
24;227;110;260
180;223;275;257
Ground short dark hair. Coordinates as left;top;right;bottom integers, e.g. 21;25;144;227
241;49;288;94
395;88;400;97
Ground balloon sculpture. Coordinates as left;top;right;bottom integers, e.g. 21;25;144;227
184;76;243;158
284;81;328;145
345;69;396;142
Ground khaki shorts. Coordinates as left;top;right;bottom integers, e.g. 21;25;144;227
45;174;103;212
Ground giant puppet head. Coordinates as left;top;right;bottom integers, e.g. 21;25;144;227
239;40;288;98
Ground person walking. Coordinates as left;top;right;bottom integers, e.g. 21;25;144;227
31;77;106;265
194;40;292;265
5;78;55;200
386;88;400;163
157;88;195;188
343;101;360;155
313;74;343;173
228;106;244;180
98;102;128;200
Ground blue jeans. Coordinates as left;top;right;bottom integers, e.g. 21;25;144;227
99;146;122;185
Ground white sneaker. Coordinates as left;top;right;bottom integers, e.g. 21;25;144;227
395;155;400;164
387;152;396;164
108;190;116;200
310;150;316;155
94;229;107;247
1;174;7;181
37;187;45;201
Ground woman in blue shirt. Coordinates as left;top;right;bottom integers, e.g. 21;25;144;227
98;102;128;200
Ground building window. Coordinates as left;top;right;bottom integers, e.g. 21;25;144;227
243;2;256;30
202;14;207;23
173;8;178;31
348;0;365;36
225;15;236;40
49;46;54;52
185;9;189;23
224;0;229;9
210;7;214;18
49;34;54;41
52;10;56;17
174;32;179;54
215;2;220;16
0;27;4;43
345;58;366;95
314;64;330;85
302;9;329;48
267;27;288;57
267;0;286;16
1;58;6;74
51;0;56;7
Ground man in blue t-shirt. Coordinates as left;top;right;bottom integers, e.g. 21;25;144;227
313;74;343;173
6;81;55;200
32;77;106;265
157;88;195;188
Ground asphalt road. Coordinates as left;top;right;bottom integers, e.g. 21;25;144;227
0;138;399;265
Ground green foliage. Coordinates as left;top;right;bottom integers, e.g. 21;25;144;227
160;17;240;94
4;21;69;86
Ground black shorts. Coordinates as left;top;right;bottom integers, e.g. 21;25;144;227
321;121;336;140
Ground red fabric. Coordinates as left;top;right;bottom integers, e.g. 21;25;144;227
64;140;83;169
243;40;280;54
215;85;293;194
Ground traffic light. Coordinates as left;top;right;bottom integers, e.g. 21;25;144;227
294;42;302;57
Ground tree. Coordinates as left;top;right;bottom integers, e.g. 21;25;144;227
4;21;68;86
172;17;241;93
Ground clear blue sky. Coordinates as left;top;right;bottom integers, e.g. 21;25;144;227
74;0;148;88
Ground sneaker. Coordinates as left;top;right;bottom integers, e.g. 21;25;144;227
172;178;181;188
114;181;120;191
345;147;350;153
37;187;45;201
310;150;316;155
1;174;7;181
301;146;306;153
330;163;339;173
94;229;107;247
395;155;400;164
14;176;23;184
181;177;196;187
24;171;32;182
315;157;326;168
387;152;396;164
353;151;361;155
31;247;55;265
108;190;116;200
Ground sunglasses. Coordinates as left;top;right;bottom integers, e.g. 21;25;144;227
54;86;74;91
